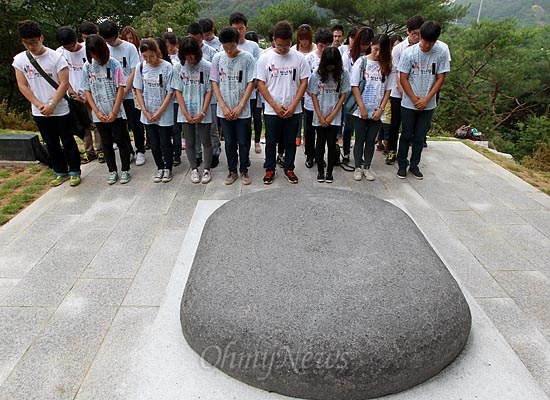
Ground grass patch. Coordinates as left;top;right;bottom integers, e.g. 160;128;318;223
1;203;24;215
0;169;9;179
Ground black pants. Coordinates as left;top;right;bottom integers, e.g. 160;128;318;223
387;96;402;153
315;124;338;174
34;114;80;174
123;99;145;154
96;118;132;172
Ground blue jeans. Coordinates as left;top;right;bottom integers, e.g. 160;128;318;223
264;113;300;171
353;117;381;168
220;118;250;173
146;124;174;170
397;107;435;169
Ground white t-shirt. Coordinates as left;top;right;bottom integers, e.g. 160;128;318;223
210;51;256;119
57;44;87;98
238;39;260;60
171;59;213;124
133;60;174;126
350;56;396;120
205;36;222;52
12;47;70;117
303;51;321;111
256;48;311;115
108;40;140;100
398;41;451;111
307;68;350;126
390;37;413;98
81;57;127;123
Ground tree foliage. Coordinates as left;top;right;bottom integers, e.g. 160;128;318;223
251;0;328;38
133;0;201;37
314;0;468;33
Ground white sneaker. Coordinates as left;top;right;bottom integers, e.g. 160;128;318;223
129;153;136;163
201;169;211;184
353;167;363;181
136;152;146;166
113;142;118;150
191;168;200;184
162;169;173;183
153;169;164;183
364;167;375;181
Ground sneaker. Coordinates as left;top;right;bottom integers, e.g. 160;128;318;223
113;142;118;150
364;167;375;181
191;168;200;184
97;151;105;163
241;172;251;185
224;171;238;185
325;173;334;183
69;173;81;187
285;170;298;184
154;169;164;183
173;158;181;166
342;155;350;164
80;152;93;164
255;143;262;154
296;138;301;146
263;170;275;185
120;171;131;184
50;173;69;187
385;151;396;165
409;167;424;180
353;167;363;181
305;157;314;168
136;152;146;166
397;166;407;179
276;154;284;168
317;172;325;182
129;153;136;163
107;171;118;185
201;169;212;184
162;169;173;183
211;154;219;169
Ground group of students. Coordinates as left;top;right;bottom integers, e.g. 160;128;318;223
12;14;450;188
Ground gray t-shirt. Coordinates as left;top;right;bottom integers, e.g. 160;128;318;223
307;68;350;126
133;60;174;126
107;40;140;100
398;41;451;111
171;59;213;124
81;57;127;123
210;51;256;119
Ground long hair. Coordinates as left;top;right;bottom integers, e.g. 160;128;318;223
318;46;343;84
372;34;392;77
121;26;140;51
349;27;374;63
85;34;110;65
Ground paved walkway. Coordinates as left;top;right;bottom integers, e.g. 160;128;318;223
0;141;549;399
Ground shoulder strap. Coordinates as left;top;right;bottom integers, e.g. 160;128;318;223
26;51;58;89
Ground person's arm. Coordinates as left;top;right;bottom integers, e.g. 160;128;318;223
175;90;194;124
310;92;327;127
325;92;347;125
151;91;174;122
414;73;446;110
372;89;391;121
125;67;135;97
85;90;108;123
352;85;368;120
231;81;254;119
193;90;212;124
282;77;308;118
107;85;125;123
134;89;148;117
14;69;42;110
257;80;285;117
211;81;233;120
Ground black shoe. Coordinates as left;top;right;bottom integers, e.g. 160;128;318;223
397;166;407;179
277;155;285;168
342;155;350;164
325;173;333;183
173;158;181;166
305;157;314;168
409;167;424;180
263;170;275;184
196;157;202;167
316;172;325;182
211;154;219;169
423;142;428;148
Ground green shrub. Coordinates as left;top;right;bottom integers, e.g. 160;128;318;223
0;101;37;131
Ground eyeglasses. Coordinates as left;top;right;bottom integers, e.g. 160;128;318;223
22;39;41;46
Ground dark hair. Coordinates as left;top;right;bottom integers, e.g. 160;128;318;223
268;29;274;43
121;26;140;51
389;34;402;46
245;30;259;43
219;27;240;44
229;12;248;26
85;34;110;65
273;20;292;40
18;20;41;39
199;18;214;33
350;27;374;62
372;34;392;77
345;26;359;44
98;20;119;40
407;15;425;32
296;24;313;51
162;31;178;46
79;21;98;36
178;36;202;65
55;27;77;46
155;37;171;62
420;21;441;42
313;28;333;45
140;38;162;59
332;24;344;33
318;46;343;84
187;22;204;36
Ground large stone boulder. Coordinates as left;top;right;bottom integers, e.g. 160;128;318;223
181;188;471;399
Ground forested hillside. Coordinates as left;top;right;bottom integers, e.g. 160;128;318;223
446;0;547;26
